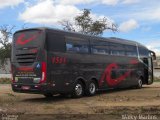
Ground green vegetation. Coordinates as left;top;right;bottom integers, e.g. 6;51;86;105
0;78;11;84
6;93;16;97
61;9;117;36
154;77;160;82
0;25;14;68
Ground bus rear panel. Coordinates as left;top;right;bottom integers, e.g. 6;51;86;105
11;29;48;93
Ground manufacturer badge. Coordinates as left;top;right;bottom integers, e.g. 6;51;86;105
36;63;40;68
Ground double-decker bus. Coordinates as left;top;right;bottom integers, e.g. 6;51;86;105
11;28;156;98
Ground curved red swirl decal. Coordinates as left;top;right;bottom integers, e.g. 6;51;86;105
99;59;138;87
16;32;41;45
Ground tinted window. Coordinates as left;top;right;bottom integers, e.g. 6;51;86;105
14;30;43;49
125;45;137;57
91;41;109;55
110;43;125;56
66;39;89;53
139;47;149;57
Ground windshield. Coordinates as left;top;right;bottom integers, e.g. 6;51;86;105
13;30;44;49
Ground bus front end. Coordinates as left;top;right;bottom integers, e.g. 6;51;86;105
11;29;47;94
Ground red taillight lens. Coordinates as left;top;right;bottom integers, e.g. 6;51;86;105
40;62;47;83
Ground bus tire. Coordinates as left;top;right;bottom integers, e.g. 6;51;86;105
43;93;53;98
86;80;97;96
72;81;84;98
136;78;143;89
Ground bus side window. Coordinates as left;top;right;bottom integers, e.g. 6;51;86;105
66;40;89;53
139;47;149;57
66;43;79;52
91;41;109;55
110;43;125;56
125;45;137;57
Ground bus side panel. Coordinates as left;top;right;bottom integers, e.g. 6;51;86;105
47;51;141;93
47;52;74;93
46;31;72;93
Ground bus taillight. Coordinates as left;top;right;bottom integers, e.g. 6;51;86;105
40;62;47;83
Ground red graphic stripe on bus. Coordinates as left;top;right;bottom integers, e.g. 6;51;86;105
99;59;138;87
130;59;138;64
16;32;41;45
18;67;33;71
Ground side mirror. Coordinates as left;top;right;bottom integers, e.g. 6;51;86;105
149;50;156;60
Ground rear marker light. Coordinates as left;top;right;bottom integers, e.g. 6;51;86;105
42;72;45;81
35;85;39;88
40;62;47;83
15;77;18;82
65;83;70;86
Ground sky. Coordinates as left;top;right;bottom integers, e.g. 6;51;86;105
0;0;160;55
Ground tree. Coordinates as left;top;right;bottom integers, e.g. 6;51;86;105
60;9;118;36
0;25;14;69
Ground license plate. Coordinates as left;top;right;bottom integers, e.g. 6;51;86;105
21;86;30;90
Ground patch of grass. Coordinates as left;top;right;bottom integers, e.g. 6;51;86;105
154;80;160;82
0;78;11;84
6;93;16;97
154;77;160;82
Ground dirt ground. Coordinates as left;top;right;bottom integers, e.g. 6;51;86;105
0;83;160;120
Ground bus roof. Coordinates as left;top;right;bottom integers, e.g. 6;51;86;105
14;27;148;49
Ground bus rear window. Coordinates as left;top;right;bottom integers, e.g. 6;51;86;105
13;30;43;49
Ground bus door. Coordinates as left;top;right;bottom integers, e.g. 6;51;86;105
143;57;153;84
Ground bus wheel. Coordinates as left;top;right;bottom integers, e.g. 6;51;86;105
136;78;143;89
86;81;97;96
43;93;53;98
72;81;84;98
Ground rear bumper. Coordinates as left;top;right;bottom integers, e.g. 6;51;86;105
11;83;73;94
12;83;48;94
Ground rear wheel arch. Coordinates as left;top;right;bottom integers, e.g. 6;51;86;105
136;76;143;89
136;71;144;82
72;77;86;98
75;77;86;89
90;77;99;89
139;76;144;83
85;77;98;96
